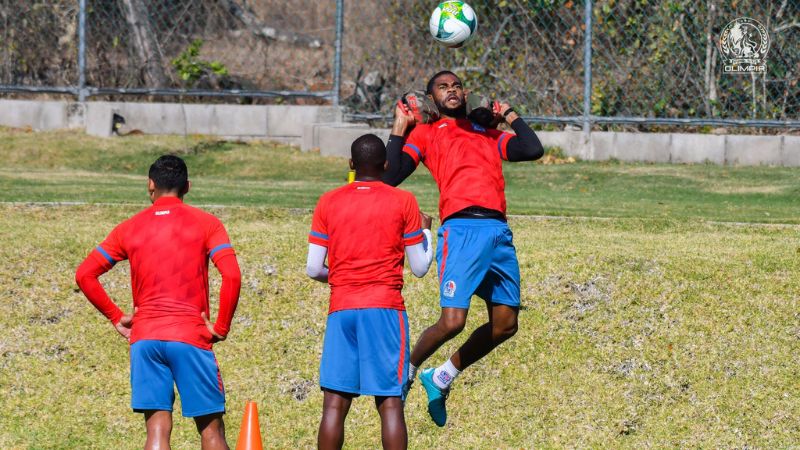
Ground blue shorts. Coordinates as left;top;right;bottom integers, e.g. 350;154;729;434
320;309;409;397
130;340;225;417
437;218;521;309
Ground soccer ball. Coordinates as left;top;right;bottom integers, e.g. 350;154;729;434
429;1;478;48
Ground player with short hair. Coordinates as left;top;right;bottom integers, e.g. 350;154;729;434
307;134;434;450
75;155;242;450
384;71;544;427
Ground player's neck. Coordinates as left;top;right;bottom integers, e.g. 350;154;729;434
354;175;382;182
440;112;466;121
150;191;184;204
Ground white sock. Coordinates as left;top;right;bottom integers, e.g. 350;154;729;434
432;360;461;390
408;363;418;383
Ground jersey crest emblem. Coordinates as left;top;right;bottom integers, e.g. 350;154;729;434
443;280;457;298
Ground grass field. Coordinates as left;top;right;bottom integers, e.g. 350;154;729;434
2;128;800;448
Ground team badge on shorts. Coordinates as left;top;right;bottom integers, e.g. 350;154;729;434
443;280;457;298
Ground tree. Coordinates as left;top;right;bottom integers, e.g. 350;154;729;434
120;0;168;87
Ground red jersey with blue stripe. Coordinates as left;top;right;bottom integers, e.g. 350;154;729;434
403;118;513;220
88;197;236;349
309;181;424;313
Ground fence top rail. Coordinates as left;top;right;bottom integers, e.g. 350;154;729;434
0;85;335;99
344;113;800;129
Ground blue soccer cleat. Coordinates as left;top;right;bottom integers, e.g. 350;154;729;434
419;368;450;427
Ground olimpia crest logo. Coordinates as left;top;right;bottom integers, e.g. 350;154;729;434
718;17;770;74
443;280;456;298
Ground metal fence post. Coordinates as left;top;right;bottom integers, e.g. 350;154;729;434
78;0;87;102
332;0;344;106
582;0;593;140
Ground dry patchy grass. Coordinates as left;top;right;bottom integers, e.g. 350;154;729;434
1;204;799;448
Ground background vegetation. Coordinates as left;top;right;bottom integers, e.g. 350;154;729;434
1;1;797;121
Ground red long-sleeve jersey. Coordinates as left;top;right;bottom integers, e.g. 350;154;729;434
75;196;241;350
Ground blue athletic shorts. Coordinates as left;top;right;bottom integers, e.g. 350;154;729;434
320;308;409;397
130;340;225;417
436;218;521;309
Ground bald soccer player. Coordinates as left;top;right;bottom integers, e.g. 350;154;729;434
307;134;434;450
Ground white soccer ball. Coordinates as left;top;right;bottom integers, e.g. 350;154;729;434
429;1;478;48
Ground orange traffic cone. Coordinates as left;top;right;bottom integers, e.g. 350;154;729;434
235;400;264;450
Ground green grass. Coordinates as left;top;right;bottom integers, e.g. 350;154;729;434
2;128;800;223
2;128;800;448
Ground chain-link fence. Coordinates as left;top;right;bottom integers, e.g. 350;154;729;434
0;0;338;100
0;0;798;128
341;1;586;120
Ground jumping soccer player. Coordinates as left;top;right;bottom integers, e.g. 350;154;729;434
383;71;544;427
75;155;241;450
307;134;434;450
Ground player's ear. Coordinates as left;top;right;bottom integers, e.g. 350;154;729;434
147;178;156;203
182;180;191;197
348;159;355;170
383;160;389;171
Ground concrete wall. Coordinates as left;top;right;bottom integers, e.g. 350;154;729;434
83;101;342;146
306;125;800;166
0;100;81;131
1;99;798;166
0;99;342;145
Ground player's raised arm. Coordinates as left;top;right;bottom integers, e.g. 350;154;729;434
383;101;419;186
405;211;434;278
496;102;545;162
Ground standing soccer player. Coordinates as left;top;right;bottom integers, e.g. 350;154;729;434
75;155;242;450
383;71;544;427
307;134;434;450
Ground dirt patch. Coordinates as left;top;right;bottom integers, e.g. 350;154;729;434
569;276;613;317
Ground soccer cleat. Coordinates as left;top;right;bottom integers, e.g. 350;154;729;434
419;368;449;427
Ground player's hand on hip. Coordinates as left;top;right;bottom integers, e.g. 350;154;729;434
420;210;433;230
114;312;134;340
201;312;226;343
392;100;416;135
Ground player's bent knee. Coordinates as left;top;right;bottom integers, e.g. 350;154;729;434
493;320;518;341
438;316;466;338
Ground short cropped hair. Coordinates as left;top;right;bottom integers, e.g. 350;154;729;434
148;155;188;192
426;70;460;95
351;134;386;170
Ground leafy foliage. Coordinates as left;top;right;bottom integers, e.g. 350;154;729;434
171;39;229;87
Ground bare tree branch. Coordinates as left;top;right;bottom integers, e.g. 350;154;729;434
776;0;788;20
480;13;516;67
774;21;800;33
704;0;718;117
219;0;323;48
121;0;168;87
